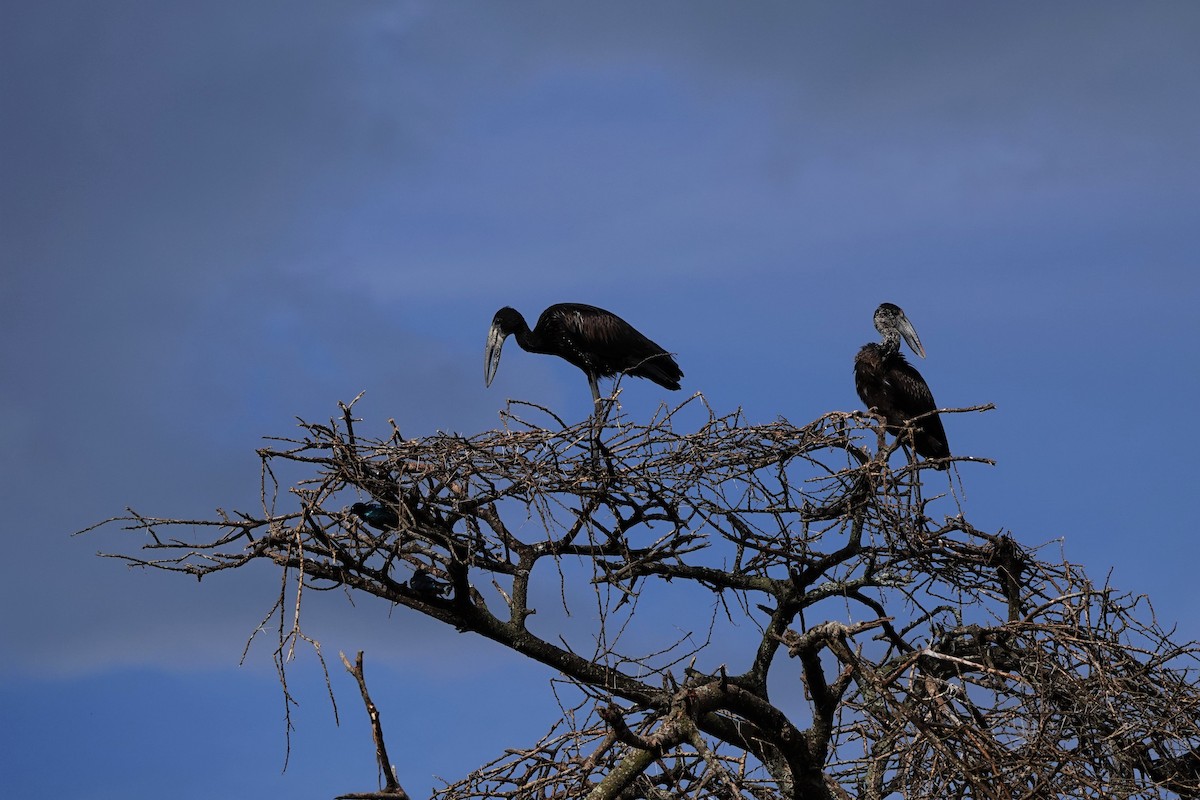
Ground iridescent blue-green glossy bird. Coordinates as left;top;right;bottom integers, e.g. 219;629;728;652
349;502;400;531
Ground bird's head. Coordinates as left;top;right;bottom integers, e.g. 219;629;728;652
874;302;926;359
349;502;370;518
484;306;524;387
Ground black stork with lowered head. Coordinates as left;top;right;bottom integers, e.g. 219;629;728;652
484;303;682;459
854;302;950;469
484;303;682;407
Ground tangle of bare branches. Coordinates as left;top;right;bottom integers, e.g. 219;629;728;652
85;395;1200;799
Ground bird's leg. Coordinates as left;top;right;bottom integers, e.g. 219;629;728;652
588;375;602;470
589;374;602;415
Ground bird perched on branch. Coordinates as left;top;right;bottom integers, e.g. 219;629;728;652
409;568;451;599
484;303;683;410
854;302;950;468
349;501;400;531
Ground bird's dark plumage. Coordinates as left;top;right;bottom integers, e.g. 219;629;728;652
349;502;400;531
854;302;950;468
410;568;451;599
484;303;683;403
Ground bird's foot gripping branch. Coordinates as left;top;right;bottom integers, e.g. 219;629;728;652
88;396;1200;800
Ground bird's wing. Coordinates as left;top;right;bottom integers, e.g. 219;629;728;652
884;355;936;417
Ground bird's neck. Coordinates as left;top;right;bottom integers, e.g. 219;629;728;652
879;328;901;356
514;323;546;353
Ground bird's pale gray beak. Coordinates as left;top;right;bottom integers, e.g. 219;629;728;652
896;312;927;359
484;324;508;387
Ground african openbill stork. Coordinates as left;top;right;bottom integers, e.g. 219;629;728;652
485;303;683;466
854;302;950;468
484;303;682;409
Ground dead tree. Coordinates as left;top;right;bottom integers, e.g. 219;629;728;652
86;394;1200;799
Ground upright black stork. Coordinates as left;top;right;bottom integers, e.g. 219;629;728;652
854;302;950;468
484;303;683;410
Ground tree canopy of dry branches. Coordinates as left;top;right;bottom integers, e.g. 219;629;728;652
88;394;1200;800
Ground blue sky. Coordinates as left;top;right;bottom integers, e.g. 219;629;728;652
3;3;1199;797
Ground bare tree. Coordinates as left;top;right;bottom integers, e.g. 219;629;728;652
86;394;1200;799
